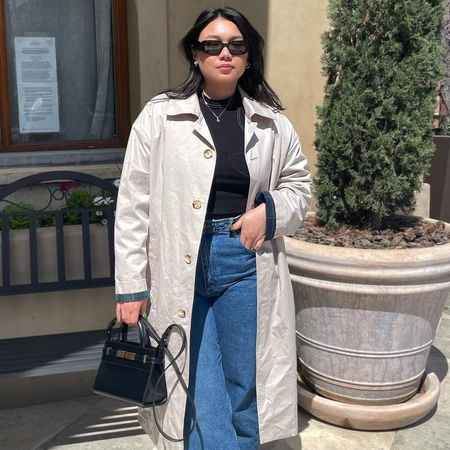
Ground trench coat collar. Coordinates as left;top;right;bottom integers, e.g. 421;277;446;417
165;86;279;128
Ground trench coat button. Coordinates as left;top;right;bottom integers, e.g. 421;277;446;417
184;254;192;264
192;200;202;209
177;308;186;319
203;149;213;159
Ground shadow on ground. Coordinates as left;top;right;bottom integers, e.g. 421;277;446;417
38;402;146;449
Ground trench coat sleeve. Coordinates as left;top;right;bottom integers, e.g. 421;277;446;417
268;118;312;238
114;109;152;299
254;191;276;240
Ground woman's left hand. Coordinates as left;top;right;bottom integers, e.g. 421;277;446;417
230;203;266;251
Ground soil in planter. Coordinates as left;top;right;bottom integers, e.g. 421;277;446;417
294;215;450;249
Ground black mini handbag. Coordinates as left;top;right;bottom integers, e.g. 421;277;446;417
93;315;196;442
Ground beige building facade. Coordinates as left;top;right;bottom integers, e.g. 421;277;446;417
0;1;329;407
127;0;329;170
2;2;329;338
2;0;328;339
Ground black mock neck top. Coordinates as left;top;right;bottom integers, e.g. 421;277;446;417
198;90;250;219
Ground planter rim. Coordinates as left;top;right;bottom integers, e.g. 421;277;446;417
286;217;450;264
285;235;450;263
285;218;450;285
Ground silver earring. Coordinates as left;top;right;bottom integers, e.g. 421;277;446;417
194;61;199;67
246;63;250;69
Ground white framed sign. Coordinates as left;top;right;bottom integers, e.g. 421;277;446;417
15;36;60;133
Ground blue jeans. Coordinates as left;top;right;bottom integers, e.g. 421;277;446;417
184;216;259;450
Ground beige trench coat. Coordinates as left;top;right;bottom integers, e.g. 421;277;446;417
114;88;312;449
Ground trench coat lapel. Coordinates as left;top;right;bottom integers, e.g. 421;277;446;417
240;87;278;152
237;87;279;208
192;116;216;150
165;93;216;149
165;88;278;153
244;118;258;151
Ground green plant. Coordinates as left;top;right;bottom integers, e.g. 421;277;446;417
1;186;116;230
1;203;33;229
65;188;115;225
65;189;95;225
37;211;56;228
2;204;57;229
315;0;445;228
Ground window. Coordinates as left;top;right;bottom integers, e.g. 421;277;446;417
0;0;129;152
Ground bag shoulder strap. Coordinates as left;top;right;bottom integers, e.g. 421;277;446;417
139;316;197;443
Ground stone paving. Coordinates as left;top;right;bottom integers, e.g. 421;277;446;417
1;299;449;450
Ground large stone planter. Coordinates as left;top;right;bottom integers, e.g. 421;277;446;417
285;225;450;409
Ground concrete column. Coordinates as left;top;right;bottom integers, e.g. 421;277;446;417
265;0;328;172
127;0;169;119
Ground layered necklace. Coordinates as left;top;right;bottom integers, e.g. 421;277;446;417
201;91;233;123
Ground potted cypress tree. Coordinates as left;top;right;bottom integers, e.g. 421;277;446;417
286;0;450;430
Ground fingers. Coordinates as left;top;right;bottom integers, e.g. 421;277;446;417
240;235;265;250
236;204;266;248
140;300;149;316
230;215;244;230
116;300;147;325
252;237;266;251
115;302;121;322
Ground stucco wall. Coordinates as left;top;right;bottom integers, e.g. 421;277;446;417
126;1;329;170
165;1;269;89
127;0;169;115
2;287;115;339
265;0;328;170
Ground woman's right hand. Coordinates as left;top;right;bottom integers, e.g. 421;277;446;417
116;300;148;325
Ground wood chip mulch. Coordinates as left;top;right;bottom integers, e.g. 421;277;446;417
293;215;450;249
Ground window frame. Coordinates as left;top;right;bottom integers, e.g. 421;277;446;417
0;0;130;153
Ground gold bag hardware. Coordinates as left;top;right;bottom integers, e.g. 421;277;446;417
106;347;136;361
116;350;136;360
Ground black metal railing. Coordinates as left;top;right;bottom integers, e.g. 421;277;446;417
0;171;118;296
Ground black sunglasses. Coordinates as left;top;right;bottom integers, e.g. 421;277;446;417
194;40;248;56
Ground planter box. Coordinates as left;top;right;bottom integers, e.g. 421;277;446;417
0;224;111;287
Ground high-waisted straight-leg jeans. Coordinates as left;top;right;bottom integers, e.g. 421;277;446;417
184;216;259;450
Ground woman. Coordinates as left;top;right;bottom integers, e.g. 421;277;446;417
114;6;311;450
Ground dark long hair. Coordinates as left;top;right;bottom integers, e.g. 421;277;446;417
165;6;284;111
